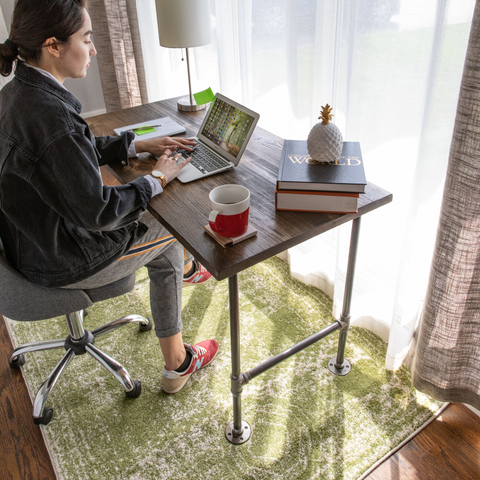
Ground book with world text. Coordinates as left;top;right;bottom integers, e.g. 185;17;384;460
277;140;366;193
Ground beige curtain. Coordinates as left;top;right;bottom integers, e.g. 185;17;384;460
0;6;13;89
88;0;148;111
407;1;480;410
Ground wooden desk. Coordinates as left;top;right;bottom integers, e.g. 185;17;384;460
86;97;393;444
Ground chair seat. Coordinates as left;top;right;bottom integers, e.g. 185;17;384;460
1;250;150;426
0;254;135;321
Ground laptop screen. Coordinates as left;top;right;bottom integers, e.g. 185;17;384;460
197;93;260;166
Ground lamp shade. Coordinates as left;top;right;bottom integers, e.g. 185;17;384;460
155;0;212;48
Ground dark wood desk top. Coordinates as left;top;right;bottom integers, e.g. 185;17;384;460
86;97;392;281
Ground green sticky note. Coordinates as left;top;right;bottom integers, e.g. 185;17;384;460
194;88;215;106
133;126;156;135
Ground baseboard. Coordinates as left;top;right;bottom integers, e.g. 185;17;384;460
81;108;107;119
465;404;480;417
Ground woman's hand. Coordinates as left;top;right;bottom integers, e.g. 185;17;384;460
135;136;196;157
151;149;191;184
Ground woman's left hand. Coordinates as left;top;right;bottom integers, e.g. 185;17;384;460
135;137;197;157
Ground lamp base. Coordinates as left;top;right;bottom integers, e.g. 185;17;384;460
177;95;206;112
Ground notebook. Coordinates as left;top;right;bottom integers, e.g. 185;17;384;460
176;93;260;183
114;116;186;140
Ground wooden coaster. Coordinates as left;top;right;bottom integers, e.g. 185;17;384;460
204;224;257;247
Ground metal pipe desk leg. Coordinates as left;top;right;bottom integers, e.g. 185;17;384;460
225;274;252;444
328;216;362;376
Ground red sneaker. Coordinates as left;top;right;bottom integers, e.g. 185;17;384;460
183;260;212;287
162;340;219;394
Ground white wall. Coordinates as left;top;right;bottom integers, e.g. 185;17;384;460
0;0;106;117
64;56;106;118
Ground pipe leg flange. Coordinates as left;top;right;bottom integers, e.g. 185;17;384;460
225;420;252;445
328;358;351;376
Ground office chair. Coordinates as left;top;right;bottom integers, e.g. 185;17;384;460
0;243;152;426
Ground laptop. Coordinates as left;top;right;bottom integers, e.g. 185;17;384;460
176;93;260;183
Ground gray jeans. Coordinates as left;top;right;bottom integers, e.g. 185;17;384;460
63;211;192;338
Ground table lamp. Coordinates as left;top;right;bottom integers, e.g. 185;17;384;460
155;0;212;112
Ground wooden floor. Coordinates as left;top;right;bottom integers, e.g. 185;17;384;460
1;314;479;479
1;315;55;480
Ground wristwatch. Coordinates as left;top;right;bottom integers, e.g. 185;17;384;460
150;170;167;189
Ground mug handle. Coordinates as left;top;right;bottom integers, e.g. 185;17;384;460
209;210;220;223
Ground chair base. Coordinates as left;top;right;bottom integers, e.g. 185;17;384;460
8;313;152;425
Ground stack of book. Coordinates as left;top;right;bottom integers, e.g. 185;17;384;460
275;140;366;214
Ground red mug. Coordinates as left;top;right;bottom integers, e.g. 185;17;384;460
209;185;250;238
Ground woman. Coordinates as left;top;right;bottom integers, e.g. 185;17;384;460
0;0;218;395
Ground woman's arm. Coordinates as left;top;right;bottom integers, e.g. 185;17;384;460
134;136;197;157
34;131;150;231
94;131;135;167
94;132;196;166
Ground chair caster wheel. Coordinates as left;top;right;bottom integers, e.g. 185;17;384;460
33;407;53;425
125;380;141;398
138;317;153;332
9;353;25;369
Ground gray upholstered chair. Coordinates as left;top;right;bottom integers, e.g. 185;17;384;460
0;240;152;426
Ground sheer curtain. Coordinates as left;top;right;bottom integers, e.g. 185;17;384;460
136;0;475;369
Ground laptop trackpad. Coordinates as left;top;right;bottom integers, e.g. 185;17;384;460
176;162;201;183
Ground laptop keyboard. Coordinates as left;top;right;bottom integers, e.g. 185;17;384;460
181;144;232;174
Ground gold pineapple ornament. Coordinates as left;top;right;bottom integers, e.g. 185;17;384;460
307;104;343;163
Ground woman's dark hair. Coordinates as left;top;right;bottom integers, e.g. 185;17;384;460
0;0;87;77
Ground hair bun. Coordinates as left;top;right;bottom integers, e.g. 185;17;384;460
5;38;19;55
1;38;19;77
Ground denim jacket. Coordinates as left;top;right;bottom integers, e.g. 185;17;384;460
0;62;151;287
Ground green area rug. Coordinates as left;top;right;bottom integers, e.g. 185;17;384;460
6;256;442;480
